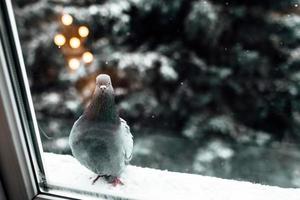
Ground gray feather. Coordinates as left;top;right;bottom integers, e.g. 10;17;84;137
120;118;134;164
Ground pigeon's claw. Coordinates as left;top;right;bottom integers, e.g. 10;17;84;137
92;175;102;185
112;177;124;187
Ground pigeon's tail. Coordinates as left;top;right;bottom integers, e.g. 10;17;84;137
38;126;54;140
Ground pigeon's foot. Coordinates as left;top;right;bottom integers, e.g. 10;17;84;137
92;175;104;185
111;177;124;187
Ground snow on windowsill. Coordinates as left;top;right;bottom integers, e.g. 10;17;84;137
43;153;300;200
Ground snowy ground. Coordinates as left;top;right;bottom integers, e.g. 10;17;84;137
43;153;300;200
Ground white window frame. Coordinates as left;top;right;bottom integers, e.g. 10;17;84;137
0;1;70;199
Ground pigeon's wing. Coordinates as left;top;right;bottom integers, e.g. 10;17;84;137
120;118;133;164
69;116;84;143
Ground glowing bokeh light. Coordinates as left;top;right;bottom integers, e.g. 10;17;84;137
78;26;89;37
82;52;94;63
68;58;80;70
69;37;81;48
61;14;73;26
54;34;66;46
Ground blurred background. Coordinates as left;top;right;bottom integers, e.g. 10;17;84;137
12;0;300;188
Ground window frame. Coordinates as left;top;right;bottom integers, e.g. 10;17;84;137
0;1;73;200
1;0;300;199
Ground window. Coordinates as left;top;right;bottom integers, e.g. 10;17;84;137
1;0;300;199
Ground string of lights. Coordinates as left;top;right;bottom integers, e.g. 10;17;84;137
54;13;93;71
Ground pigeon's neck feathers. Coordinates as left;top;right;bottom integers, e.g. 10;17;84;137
84;89;120;124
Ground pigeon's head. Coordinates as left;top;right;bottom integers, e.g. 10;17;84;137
85;74;119;122
95;74;114;95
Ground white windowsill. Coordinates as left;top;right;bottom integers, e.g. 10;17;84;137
43;153;300;200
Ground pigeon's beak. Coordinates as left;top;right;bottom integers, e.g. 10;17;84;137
99;85;107;92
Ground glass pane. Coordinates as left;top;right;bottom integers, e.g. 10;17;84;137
11;0;300;197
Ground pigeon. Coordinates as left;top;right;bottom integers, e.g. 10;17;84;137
69;74;133;186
